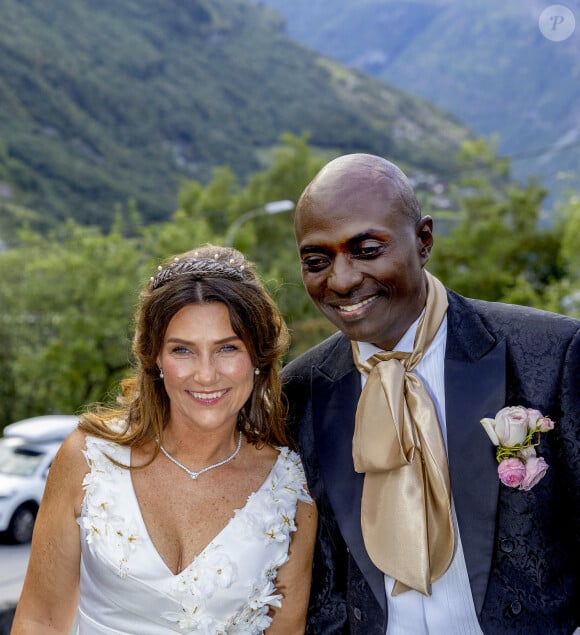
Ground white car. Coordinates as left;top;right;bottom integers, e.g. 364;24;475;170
0;415;78;543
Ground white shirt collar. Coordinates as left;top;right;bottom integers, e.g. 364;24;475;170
356;310;424;362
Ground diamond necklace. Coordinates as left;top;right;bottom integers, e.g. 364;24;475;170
160;431;242;480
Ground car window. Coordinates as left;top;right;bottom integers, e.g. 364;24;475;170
0;439;47;476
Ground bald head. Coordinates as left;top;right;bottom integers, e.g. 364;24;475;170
296;153;421;230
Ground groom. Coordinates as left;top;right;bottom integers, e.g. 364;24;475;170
282;153;580;634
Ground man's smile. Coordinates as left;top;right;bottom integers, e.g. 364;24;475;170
336;295;378;313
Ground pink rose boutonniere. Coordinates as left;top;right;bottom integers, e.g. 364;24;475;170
480;406;555;491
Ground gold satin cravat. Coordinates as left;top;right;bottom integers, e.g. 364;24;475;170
351;271;454;596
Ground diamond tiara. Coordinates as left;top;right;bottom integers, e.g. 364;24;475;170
150;252;251;289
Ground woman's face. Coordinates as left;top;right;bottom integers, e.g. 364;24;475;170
157;302;254;434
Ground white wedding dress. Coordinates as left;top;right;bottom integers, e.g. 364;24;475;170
77;436;311;634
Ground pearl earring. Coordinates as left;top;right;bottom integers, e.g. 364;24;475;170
159;367;164;379
254;368;260;376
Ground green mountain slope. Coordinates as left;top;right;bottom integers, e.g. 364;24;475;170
0;0;469;229
257;0;580;208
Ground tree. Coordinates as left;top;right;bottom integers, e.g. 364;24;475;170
429;139;565;308
176;165;240;235
0;220;148;424
539;192;580;317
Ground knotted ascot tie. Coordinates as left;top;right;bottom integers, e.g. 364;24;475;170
351;272;454;597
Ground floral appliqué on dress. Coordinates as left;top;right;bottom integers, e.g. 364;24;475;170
82;437;142;578
81;438;311;633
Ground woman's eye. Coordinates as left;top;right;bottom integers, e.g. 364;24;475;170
171;346;190;355
219;344;238;353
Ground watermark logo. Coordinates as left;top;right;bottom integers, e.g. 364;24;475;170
539;4;576;41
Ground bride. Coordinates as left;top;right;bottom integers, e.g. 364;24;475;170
11;245;317;634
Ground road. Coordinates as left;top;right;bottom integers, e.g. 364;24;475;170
0;542;27;634
0;542;28;609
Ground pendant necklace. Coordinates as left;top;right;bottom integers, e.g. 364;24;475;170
160;431;243;480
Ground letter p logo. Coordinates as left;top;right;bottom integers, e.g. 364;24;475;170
539;5;576;41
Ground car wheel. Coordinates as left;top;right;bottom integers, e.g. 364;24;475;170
8;504;37;544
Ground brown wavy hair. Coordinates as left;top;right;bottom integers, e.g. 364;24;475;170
79;244;290;459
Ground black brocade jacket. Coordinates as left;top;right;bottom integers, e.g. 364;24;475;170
282;290;580;634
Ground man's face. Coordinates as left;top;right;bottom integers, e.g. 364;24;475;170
295;179;432;350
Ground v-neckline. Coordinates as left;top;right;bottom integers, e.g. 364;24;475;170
128;448;281;577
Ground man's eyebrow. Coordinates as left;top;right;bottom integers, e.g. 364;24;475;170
299;245;331;255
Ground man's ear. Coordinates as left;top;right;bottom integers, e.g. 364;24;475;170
417;216;434;264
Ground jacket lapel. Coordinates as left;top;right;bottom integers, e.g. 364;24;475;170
445;291;506;614
311;336;387;613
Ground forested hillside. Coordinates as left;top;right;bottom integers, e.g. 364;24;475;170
0;0;469;234
257;0;580;209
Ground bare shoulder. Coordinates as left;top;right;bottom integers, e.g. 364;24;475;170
46;428;91;514
54;427;90;472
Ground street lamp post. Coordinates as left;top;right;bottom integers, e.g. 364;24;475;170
224;199;295;247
